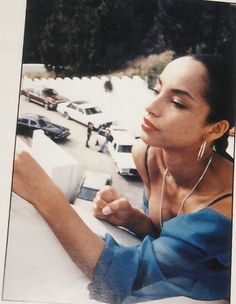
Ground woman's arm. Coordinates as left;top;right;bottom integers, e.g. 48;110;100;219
13;151;104;279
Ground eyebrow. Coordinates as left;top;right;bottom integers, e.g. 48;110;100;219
157;76;195;101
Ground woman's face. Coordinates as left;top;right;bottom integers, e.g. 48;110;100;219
141;57;212;149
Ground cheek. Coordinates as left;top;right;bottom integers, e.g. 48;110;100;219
165;112;205;139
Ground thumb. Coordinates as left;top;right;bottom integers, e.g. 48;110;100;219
102;198;130;215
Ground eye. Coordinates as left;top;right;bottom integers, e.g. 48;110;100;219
150;87;160;95
171;99;186;109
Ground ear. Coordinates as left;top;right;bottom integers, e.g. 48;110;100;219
205;120;229;142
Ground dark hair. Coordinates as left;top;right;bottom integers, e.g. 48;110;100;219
191;54;235;162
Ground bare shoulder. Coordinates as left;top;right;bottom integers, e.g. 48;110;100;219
209;155;233;219
132;139;150;187
209;195;233;219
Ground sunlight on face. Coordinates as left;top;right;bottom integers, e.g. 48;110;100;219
141;57;211;149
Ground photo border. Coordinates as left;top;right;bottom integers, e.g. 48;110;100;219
0;0;235;303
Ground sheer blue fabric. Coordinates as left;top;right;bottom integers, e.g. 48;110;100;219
88;208;231;303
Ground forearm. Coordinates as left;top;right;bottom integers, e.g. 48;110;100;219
124;208;159;239
34;188;104;279
13;151;104;278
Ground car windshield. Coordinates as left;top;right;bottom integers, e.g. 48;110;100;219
38;118;50;127
85;107;102;115
77;187;98;201
117;145;132;153
43;88;58;96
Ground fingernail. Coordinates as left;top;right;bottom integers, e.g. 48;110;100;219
102;206;112;215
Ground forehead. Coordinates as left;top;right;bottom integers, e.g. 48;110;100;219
160;57;208;96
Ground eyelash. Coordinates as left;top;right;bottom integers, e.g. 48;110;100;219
150;88;160;95
171;99;186;109
150;87;186;110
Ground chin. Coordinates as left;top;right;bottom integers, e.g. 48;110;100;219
140;131;162;147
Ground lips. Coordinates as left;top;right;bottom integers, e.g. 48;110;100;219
141;117;159;132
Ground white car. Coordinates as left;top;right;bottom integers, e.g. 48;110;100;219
57;100;113;130
77;170;112;201
98;128;138;177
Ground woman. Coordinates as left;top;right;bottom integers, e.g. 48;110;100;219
13;54;234;303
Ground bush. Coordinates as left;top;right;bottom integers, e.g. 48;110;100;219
107;50;175;87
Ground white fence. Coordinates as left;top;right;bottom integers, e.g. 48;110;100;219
21;75;154;137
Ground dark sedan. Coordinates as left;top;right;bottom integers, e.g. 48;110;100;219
17;114;70;141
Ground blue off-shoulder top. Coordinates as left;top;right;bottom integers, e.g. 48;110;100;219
88;208;232;304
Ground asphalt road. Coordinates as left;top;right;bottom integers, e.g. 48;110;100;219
18;96;144;209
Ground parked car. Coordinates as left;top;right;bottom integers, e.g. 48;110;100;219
57;100;114;130
20;86;68;110
77;170;112;201
17;113;70;141
97;127;138;177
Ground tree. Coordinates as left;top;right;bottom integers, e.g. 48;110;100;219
22;0;236;76
155;0;236;59
38;0;158;75
22;0;56;63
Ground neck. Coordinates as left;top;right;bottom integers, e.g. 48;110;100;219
161;146;214;188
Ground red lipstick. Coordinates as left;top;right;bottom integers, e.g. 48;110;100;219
141;117;159;132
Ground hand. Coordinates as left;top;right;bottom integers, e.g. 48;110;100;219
13;151;60;206
93;186;136;227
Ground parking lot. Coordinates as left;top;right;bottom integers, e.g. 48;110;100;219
18;96;143;209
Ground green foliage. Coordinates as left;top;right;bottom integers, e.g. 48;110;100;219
35;0;159;76
108;51;175;88
23;0;236;77
156;0;236;60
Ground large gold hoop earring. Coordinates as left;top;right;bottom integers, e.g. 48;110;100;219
197;140;207;161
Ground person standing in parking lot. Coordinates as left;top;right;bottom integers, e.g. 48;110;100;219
98;127;112;153
86;122;94;148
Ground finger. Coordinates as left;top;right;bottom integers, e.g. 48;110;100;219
92;201;109;219
93;193;110;210
102;198;131;215
92;211;108;220
97;185;120;202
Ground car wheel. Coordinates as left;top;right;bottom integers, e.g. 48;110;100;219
64;112;70;120
44;103;49;110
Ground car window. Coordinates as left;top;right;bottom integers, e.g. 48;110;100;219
38;119;47;127
20;118;29;124
29;120;38;127
78;108;84;114
98;130;106;137
44;89;57;96
42;90;48;97
71;104;77;110
77;187;98;201
85;107;102;115
117;145;132;153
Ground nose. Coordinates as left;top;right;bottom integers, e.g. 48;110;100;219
145;95;163;117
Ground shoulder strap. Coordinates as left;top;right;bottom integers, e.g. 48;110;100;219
144;145;150;184
207;192;233;208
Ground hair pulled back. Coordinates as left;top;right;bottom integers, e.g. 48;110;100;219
191;54;235;162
